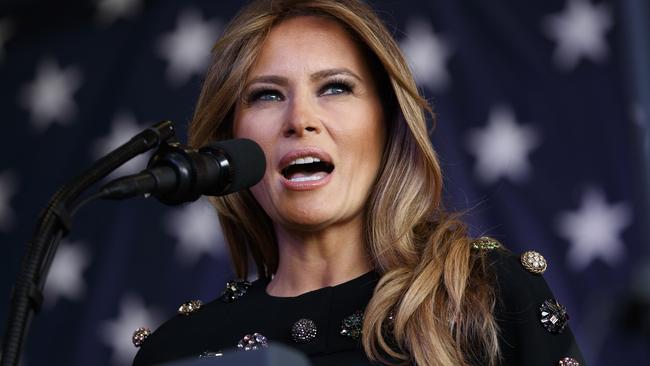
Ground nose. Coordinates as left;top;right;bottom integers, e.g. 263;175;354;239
283;93;322;137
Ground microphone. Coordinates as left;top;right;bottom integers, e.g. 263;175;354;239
100;139;265;205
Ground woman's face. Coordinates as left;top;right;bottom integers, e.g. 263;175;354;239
233;16;385;232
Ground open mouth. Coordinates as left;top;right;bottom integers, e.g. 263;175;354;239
280;156;335;182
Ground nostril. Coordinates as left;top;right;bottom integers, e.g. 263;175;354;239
305;126;317;132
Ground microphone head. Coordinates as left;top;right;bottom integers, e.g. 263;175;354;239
202;138;266;195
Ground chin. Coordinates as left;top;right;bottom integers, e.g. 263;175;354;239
280;206;336;230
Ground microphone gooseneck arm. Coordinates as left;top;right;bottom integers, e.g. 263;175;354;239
0;121;176;366
1;123;266;366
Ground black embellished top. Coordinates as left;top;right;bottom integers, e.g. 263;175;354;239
132;246;587;366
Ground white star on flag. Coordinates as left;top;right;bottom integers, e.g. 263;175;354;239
100;294;161;366
543;0;612;70
165;198;225;265
466;105;540;184
556;188;632;270
92;111;148;178
400;18;452;91
0;18;13;62
157;8;220;86
43;240;91;307
0;170;17;232
19;58;83;131
96;0;142;25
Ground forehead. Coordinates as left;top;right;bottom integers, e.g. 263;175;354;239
248;15;368;77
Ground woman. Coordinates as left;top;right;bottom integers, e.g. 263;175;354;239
133;0;585;365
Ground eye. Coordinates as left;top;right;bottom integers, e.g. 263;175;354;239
247;88;284;103
320;81;353;96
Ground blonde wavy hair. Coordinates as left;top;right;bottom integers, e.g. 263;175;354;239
188;0;499;365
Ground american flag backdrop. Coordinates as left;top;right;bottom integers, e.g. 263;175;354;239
1;0;649;365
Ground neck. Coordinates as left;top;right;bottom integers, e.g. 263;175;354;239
266;216;372;297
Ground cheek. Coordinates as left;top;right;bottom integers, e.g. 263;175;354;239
232;111;252;140
233;114;275;173
359;131;384;181
345;105;385;165
233;106;285;148
365;103;386;161
233;103;269;139
233;114;279;209
357;117;385;187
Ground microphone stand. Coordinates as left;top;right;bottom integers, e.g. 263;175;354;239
0;121;176;366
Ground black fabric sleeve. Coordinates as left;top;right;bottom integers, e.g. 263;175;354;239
487;249;587;365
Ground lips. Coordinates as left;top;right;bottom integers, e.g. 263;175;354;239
278;148;335;188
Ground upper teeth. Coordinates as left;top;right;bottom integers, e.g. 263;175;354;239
289;156;321;165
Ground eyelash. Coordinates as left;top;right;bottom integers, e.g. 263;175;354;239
320;79;354;96
247;88;283;103
245;79;355;104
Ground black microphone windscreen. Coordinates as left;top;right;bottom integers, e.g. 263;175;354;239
204;139;266;194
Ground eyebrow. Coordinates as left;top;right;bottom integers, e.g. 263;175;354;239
310;68;363;82
246;75;289;87
245;68;363;88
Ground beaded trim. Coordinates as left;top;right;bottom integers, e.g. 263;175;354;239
470;236;501;250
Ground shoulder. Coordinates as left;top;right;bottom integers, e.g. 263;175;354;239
483;245;552;312
132;279;255;366
471;238;558;312
470;237;586;366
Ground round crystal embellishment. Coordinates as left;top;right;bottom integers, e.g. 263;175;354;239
291;318;317;343
178;299;203;316
132;327;151;348
220;280;252;303
340;310;364;340
558;357;580;366
521;250;547;274
237;332;269;351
